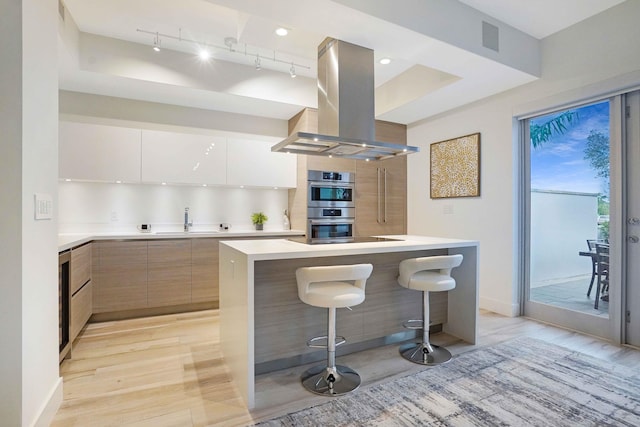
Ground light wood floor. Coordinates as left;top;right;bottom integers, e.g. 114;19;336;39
52;309;640;426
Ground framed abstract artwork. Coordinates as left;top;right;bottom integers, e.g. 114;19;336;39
430;133;481;199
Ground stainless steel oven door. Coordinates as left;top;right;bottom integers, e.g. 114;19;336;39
308;181;354;208
308;218;355;243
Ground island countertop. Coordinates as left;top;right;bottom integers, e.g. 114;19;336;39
218;235;478;260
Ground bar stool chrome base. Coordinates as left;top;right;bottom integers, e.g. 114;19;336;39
399;342;452;365
301;364;361;396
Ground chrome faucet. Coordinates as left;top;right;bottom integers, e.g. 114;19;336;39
184;207;193;232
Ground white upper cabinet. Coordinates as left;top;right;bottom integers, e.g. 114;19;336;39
59;122;142;183
60;123;297;188
141;130;227;185
226;138;297;188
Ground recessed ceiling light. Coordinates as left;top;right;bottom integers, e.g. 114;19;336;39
275;27;288;36
161;182;167;186
198;49;210;61
65;178;71;182
379;58;391;65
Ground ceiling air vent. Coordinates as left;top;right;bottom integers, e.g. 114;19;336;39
482;21;499;52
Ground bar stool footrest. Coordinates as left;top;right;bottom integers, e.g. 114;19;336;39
402;319;424;330
307;335;346;349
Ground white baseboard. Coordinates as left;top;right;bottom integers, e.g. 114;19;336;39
32;377;63;427
479;296;520;317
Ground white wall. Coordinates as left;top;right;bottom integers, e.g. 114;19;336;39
0;0;24;423
530;190;598;285
58;182;290;233
0;0;61;425
407;0;640;317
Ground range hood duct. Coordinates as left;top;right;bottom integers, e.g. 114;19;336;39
272;38;418;161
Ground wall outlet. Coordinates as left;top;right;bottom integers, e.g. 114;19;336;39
443;204;454;215
110;211;118;222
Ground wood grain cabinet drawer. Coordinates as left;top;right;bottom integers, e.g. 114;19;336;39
70;242;91;295
70;281;92;342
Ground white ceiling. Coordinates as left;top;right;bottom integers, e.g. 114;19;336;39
458;0;626;39
59;0;627;125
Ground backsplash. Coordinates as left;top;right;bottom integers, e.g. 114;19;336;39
58;181;289;233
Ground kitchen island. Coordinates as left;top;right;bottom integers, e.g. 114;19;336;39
219;235;478;408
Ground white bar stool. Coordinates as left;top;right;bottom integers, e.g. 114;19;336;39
296;263;373;396
397;254;463;365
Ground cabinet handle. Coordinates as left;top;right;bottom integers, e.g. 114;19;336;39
377;168;382;224
383;168;388;223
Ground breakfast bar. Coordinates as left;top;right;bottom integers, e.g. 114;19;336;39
219;235;479;408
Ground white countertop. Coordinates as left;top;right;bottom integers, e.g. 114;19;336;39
219;235;478;261
58;229;305;252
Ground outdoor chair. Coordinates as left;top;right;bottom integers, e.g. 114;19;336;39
593;243;609;309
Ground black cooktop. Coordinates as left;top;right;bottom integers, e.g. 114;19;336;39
287;236;402;245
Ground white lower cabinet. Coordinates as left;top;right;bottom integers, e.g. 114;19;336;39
226;138;297;188
141;130;227;185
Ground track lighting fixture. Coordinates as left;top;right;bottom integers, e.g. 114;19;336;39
137;28;310;75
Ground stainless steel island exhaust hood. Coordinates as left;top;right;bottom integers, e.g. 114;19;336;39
272;38;418;161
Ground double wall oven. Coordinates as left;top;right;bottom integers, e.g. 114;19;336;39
307;170;355;243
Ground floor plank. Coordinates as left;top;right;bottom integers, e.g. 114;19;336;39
52;309;640;426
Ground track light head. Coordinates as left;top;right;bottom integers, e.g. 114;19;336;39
255;55;261;71
152;32;161;52
289;64;296;78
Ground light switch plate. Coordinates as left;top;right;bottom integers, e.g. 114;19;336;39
34;193;53;220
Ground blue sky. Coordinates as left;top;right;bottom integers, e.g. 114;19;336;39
530;101;610;194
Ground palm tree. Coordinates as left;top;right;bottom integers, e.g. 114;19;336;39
530;110;579;148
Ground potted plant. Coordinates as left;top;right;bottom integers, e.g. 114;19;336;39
251;212;268;230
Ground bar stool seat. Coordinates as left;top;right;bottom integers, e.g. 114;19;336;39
296;263;373;396
299;281;365;308
397;254;463;365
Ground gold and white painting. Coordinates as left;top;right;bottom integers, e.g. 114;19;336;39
430;133;480;198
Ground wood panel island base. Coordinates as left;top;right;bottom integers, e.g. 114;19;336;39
219;235;479;409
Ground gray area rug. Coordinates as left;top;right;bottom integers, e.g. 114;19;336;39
256;338;640;426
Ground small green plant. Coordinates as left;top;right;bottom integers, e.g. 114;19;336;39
251;212;268;225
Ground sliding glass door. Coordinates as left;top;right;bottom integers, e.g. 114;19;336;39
523;99;614;338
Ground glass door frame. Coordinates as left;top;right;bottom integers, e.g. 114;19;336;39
518;96;624;343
